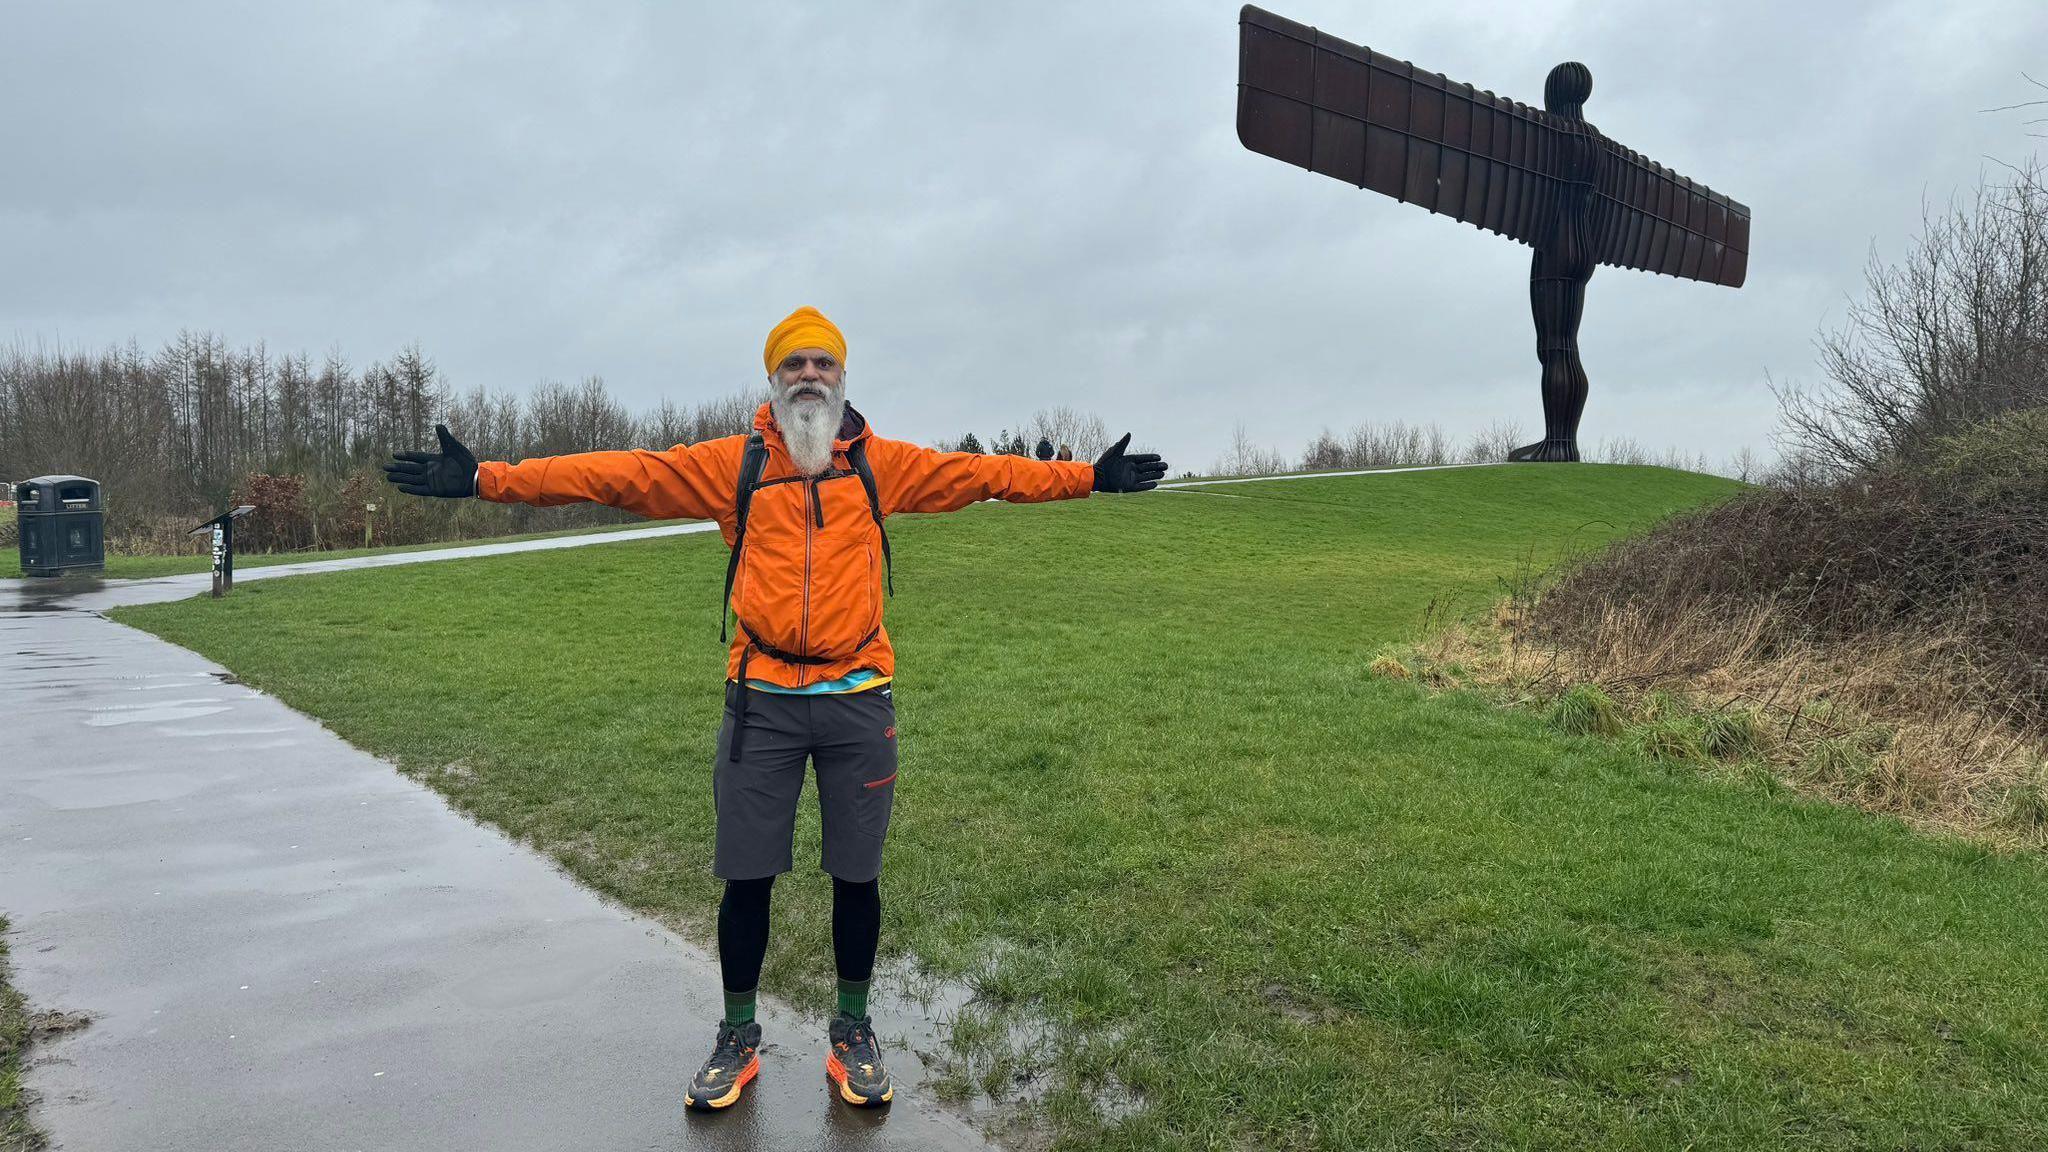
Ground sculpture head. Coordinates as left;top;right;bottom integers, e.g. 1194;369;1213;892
1544;62;1592;117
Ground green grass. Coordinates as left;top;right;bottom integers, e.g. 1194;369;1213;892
1546;684;1626;739
1;918;43;1152
113;464;2048;1150
5;518;694;581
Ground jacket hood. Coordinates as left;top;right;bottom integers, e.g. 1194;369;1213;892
752;400;873;450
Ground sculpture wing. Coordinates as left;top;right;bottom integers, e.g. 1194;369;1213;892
1591;139;1751;287
1236;4;1569;249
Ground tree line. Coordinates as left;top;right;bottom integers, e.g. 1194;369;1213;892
0;334;1143;558
938;405;1114;462
3;324;1773;557
0;333;762;553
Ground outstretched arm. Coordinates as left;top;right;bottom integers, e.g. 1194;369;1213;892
385;425;742;523
870;433;1166;515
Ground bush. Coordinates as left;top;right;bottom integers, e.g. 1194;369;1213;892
1925;407;2048;506
1366;653;1412;680
1778;162;2048;475
1627;716;1709;766
1803;735;1876;787
1546;684;1623;737
2002;775;2048;831
234;472;311;553
1533;408;2048;726
1698;709;1766;760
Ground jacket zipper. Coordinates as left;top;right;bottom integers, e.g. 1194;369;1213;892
800;478;814;686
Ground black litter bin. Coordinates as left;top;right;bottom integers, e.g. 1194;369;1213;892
16;475;105;576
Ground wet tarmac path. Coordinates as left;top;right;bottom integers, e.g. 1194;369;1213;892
1;552;993;1151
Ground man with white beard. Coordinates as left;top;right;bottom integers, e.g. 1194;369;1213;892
383;305;1167;1114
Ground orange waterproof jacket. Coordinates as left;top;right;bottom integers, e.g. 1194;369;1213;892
477;403;1095;687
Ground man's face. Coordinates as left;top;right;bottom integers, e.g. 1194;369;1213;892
769;346;845;407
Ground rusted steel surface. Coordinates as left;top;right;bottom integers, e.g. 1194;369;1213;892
1236;5;1749;287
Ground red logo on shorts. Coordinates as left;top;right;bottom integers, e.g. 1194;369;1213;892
884;726;896;739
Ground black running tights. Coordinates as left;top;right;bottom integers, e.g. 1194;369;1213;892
717;875;881;993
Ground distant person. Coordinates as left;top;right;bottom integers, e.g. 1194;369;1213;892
383;306;1166;1114
1057;443;1073;461
1034;437;1054;461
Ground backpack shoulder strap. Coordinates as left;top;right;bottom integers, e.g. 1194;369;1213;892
721;432;768;642
844;438;893;597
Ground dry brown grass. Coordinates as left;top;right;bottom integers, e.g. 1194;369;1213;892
1395;409;2048;849
1403;596;2048;851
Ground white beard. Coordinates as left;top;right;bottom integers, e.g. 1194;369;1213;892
769;377;846;476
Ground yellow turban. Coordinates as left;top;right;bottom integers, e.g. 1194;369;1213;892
763;306;847;374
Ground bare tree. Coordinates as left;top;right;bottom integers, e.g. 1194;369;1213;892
1778;160;2048;476
1301;428;1345;470
1021;405;1111;461
1728;445;1762;483
0;330;772;554
1213;423;1287;477
1460;420;1524;464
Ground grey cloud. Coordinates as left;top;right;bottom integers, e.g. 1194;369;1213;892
3;0;2042;468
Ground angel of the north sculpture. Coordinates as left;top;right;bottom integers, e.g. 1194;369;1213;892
1236;5;1751;462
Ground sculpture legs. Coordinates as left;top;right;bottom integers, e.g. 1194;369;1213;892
1511;267;1590;463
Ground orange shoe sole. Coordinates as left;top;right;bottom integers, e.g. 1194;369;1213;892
686;1054;759;1111
825;1052;894;1108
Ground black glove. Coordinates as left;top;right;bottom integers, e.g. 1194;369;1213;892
383;424;478;498
1092;432;1168;493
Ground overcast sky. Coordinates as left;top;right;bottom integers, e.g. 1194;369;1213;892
4;0;2042;469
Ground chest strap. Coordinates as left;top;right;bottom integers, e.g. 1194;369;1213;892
728;623;881;762
740;621;879;667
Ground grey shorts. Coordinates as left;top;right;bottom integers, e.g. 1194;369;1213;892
712;685;898;882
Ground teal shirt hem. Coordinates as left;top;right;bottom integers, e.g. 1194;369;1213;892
745;669;884;696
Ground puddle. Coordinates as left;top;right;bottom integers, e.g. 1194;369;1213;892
2;575;106;613
866;948;1144;1139
210;737;302;751
84;699;232;727
1093;1073;1143;1123
25;771;207;809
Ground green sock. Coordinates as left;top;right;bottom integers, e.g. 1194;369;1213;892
836;977;871;1019
723;987;757;1027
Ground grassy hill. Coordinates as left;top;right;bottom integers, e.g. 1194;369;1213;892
114;464;2048;1150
